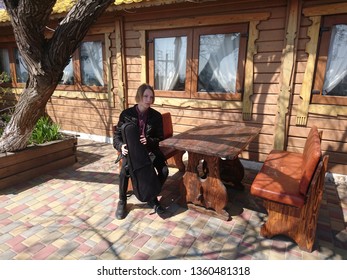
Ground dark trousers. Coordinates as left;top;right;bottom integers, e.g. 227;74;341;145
118;155;168;202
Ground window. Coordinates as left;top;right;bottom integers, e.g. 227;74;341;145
0;48;11;82
0;35;106;92
0;46;27;85
312;14;347;106
14;48;28;83
148;24;248;100
59;39;106;89
80;41;105;87
153;35;187;91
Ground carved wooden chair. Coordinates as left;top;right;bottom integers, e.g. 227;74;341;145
250;126;328;251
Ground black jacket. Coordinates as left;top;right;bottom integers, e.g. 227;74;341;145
113;105;165;158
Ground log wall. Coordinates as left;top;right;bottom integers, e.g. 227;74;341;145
1;0;347;174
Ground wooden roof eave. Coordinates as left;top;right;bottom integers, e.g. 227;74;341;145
0;0;198;25
109;0;205;11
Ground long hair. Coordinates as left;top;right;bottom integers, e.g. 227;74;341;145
135;83;155;103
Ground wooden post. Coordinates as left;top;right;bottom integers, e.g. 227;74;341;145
274;0;300;150
115;17;126;110
296;16;321;126
242;20;259;121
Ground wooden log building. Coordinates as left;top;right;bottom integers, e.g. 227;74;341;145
0;0;347;175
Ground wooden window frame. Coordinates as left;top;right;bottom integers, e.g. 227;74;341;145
312;14;347;106
191;24;248;101
56;34;107;93
0;44;25;87
0;45;15;85
0;35;107;93
147;23;248;100
148;28;193;98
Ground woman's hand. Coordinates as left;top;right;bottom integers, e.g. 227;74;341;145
121;144;128;156
140;135;147;145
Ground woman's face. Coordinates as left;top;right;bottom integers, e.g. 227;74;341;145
138;89;154;111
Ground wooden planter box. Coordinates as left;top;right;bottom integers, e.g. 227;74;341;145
0;136;78;190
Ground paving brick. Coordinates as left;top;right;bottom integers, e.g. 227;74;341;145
0;139;345;260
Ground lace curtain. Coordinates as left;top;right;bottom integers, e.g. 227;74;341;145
0;48;10;76
14;49;28;83
80;41;104;87
61;41;104;86
60;59;74;85
323;24;347;96
198;33;240;93
154;33;240;93
154;36;187;91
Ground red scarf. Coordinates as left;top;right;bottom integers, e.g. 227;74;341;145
136;105;148;136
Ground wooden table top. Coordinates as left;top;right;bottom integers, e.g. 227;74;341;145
160;124;261;160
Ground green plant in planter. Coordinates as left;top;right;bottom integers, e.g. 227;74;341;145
0;113;62;145
0;113;10;136
29;116;62;145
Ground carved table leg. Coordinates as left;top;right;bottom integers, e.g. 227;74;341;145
180;152;229;220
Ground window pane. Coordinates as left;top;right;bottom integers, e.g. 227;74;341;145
0;48;11;82
59;58;74;85
198;33;240;93
154;36;187;91
323;24;347;96
14;49;28;83
80;41;104;87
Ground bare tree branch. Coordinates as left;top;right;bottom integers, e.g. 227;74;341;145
48;0;114;73
0;0;115;152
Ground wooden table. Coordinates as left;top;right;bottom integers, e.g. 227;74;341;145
160;124;261;220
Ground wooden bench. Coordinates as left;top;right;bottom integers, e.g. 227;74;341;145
250;126;329;252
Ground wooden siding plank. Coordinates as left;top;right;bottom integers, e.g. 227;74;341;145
132;12;270;30
296;16;321;126
303;2;347;17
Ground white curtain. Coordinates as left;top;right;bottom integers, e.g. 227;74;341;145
80;41;104;87
0;48;10;75
155;37;187;91
60;58;74;84
323;24;347;95
14;49;28;83
198;33;240;93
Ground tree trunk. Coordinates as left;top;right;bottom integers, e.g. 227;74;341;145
0;0;114;152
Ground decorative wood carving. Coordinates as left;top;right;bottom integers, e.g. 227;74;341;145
242;20;259;121
115;18;125;110
105;32;114;108
139;30;147;84
260;155;329;252
180;153;229;220
299;2;347;118
274;0;300;150
296;16;321;126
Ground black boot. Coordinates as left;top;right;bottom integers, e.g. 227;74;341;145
116;200;127;220
148;197;165;214
117;163;129;220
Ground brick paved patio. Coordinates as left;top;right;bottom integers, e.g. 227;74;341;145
0;140;346;260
